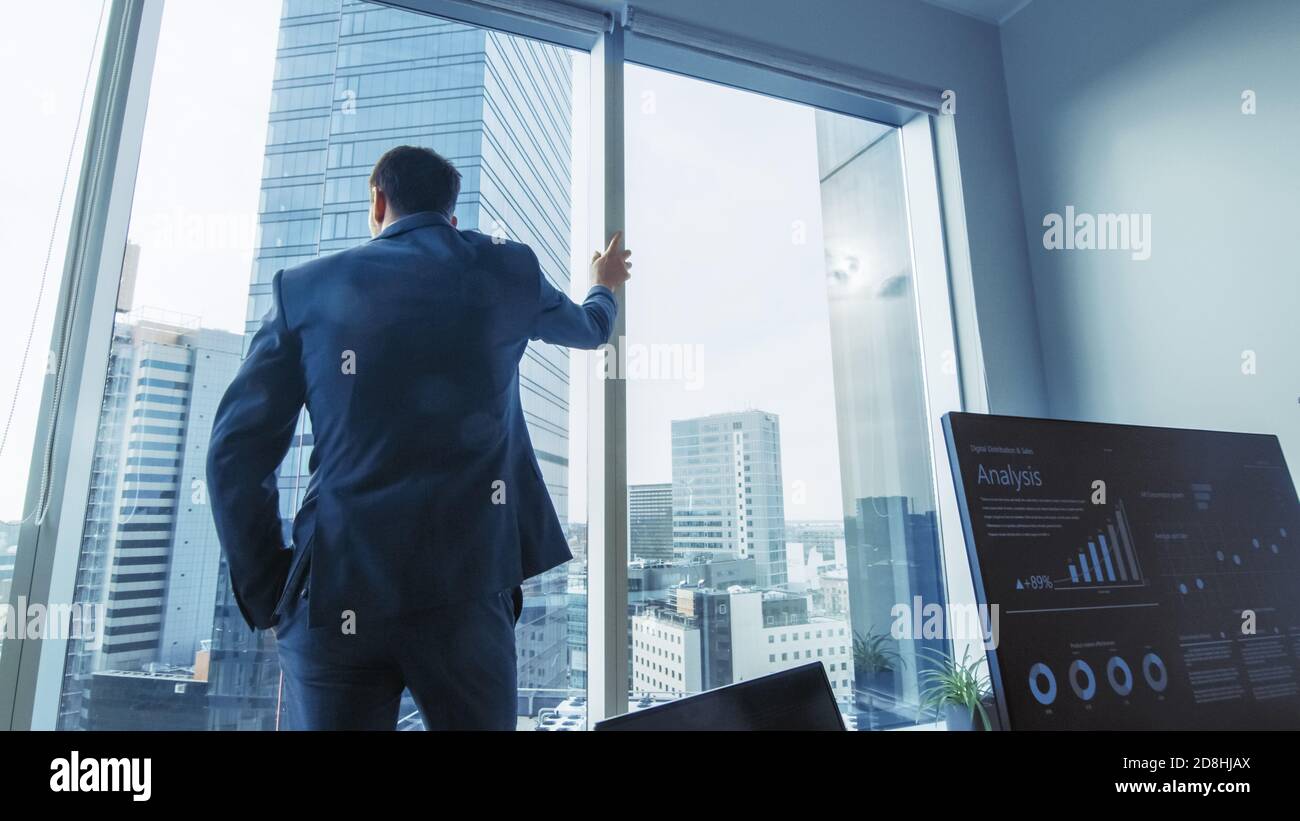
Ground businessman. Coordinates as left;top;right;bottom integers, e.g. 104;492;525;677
206;145;629;730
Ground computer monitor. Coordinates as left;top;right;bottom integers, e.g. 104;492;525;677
593;662;845;731
943;412;1300;730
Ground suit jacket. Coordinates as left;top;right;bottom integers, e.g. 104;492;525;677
206;210;617;632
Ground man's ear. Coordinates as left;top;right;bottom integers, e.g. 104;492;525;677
450;214;458;228
371;188;386;224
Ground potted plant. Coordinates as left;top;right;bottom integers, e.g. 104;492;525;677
852;628;903;707
918;646;994;731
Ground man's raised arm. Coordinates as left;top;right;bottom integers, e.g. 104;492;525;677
530;230;631;349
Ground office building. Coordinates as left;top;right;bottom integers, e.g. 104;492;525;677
56;313;241;729
564;569;587;696
815;567;850;618
727;588;852;697
84;669;210;731
671;410;788;587
631;607;701;697
631;585;853;700
629;483;673;562
628;556;757;604
844;496;942;713
786;520;844;565
625;556;756;691
515;565;572;699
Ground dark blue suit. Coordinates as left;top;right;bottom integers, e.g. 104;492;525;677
206;210;616;729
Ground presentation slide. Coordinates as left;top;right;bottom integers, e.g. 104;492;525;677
944;413;1300;730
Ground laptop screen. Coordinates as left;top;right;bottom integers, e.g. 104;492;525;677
594;662;845;731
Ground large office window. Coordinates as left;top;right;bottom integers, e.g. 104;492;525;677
4;0;965;732
0;1;111;667
17;0;590;730
623;65;950;730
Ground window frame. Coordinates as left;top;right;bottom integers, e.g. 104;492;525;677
1;0;984;730
1;0;164;732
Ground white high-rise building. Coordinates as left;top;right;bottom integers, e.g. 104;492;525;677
728;589;854;696
671;410;787;587
631;609;701;696
57;313;242;728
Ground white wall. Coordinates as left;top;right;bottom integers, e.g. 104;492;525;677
1001;0;1300;469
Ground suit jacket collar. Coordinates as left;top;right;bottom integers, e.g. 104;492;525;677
372;210;453;241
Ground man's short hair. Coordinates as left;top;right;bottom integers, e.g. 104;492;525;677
369;145;461;218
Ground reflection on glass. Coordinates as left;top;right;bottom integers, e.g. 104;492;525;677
623;65;947;730
0;2;111;669
816;117;946;729
46;0;588;730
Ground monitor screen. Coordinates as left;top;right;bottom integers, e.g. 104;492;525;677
593;662;845;731
943;413;1300;730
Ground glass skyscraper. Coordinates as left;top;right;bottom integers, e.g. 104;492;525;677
208;0;580;728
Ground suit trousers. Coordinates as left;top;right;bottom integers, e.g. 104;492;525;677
273;580;522;730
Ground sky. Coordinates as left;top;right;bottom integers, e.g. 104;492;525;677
619;64;845;519
0;1;119;525
0;0;850;524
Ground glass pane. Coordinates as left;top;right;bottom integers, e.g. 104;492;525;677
40;0;589;730
0;1;111;666
623;64;948;729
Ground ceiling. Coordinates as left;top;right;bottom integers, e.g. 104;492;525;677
917;0;1035;25
568;1;1035;29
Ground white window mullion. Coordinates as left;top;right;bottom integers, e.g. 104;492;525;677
584;20;628;726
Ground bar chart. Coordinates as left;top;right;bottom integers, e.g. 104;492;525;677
1065;499;1146;588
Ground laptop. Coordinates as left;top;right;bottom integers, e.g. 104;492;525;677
593;662;845;731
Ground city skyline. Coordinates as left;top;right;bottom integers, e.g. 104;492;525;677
1;3;856;526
